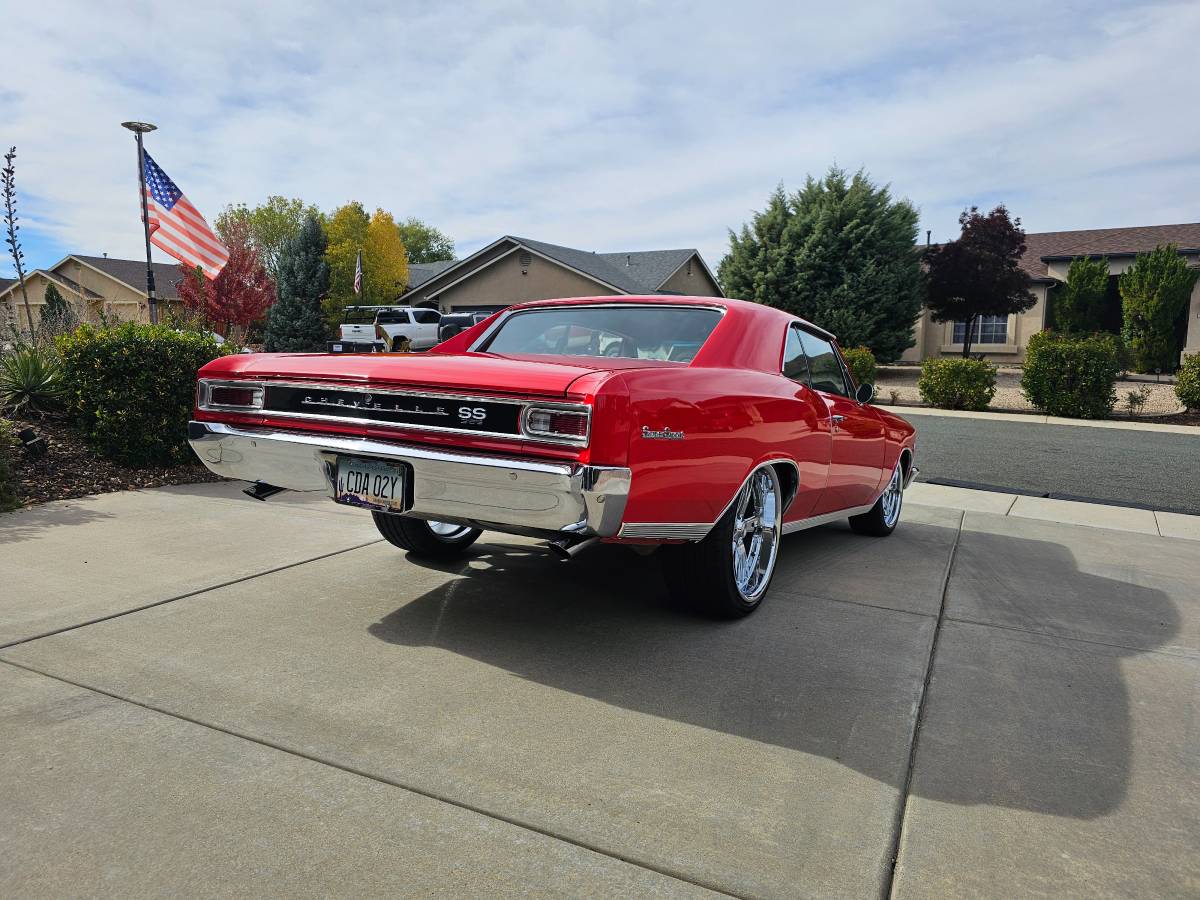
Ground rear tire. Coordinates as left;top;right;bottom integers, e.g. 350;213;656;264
849;462;904;536
660;466;783;618
372;513;481;558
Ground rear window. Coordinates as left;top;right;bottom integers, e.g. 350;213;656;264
343;307;379;324
481;305;722;361
375;310;410;324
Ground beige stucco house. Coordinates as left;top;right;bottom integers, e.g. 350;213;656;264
0;254;183;336
399;235;723;311
904;222;1200;364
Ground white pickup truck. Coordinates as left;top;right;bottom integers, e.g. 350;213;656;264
335;306;443;352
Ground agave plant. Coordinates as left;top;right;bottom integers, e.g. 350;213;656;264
0;346;65;416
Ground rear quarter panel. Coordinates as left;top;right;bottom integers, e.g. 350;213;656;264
613;367;827;527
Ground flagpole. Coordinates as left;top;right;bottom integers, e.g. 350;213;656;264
122;121;159;325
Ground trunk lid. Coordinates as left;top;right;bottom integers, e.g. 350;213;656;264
208;351;675;398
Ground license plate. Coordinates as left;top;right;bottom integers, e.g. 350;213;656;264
334;457;406;511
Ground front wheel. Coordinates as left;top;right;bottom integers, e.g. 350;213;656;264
660;466;783;618
849;462;904;536
372;513;481;558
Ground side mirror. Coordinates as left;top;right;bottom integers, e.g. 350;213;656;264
855;382;875;404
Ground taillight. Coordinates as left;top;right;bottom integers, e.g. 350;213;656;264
522;406;590;445
197;379;265;411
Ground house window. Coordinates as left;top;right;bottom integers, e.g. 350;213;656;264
953;315;1008;345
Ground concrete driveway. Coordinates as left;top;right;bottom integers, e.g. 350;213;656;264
1;482;1196;898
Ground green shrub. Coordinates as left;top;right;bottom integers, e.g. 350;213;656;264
917;358;997;410
0;419;18;511
1021;331;1120;419
1177;354;1200;411
57;323;227;466
0;345;65;416
841;346;877;388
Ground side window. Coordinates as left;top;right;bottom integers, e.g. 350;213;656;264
376;310;410;324
782;325;810;382
797;330;849;397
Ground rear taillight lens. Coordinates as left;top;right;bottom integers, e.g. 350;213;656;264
198;379;265;411
523;407;590;445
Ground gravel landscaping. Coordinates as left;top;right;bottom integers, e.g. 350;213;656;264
875;365;1186;417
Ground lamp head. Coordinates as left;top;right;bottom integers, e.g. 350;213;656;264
121;121;157;134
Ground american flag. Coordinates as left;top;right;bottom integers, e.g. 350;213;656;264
142;151;229;280
353;249;363;295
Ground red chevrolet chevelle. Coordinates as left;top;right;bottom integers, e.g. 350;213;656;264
189;296;916;617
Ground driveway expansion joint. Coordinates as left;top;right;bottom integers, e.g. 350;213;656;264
883;509;964;900
0;656;747;899
0;539;384;651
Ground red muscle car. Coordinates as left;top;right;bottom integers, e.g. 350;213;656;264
189;296;916;617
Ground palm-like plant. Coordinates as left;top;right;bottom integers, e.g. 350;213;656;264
0;347;64;416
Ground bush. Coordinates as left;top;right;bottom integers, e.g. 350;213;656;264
0;345;64;416
0;418;18;511
1177;354;1200;411
841;346;877;388
57;323;227;466
1021;331;1120;419
917;358;997;410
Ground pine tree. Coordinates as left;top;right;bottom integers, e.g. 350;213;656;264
1051;256;1110;334
1119;244;1198;373
264;214;330;352
41;282;76;332
719;169;925;362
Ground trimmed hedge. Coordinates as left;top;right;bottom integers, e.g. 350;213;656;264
0;419;18;511
1021;331;1120;419
841;346;877;389
57;323;228;466
917;358;997;411
1177;354;1200;411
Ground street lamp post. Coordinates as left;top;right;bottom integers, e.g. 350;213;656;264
121;121;159;325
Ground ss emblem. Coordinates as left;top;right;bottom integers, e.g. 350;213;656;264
458;406;487;422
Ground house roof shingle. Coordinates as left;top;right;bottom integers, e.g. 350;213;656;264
1018;223;1200;280
505;237;703;293
69;255;186;300
407;260;457;289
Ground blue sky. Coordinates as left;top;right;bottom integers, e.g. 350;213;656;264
3;0;1198;279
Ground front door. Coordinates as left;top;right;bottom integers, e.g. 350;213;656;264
797;330;886;514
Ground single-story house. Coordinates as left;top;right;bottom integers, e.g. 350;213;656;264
903;222;1200;364
398;235;723;312
0;254;183;334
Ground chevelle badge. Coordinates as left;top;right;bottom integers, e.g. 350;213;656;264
262;385;520;434
642;426;685;440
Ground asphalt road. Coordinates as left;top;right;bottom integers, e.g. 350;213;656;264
911;413;1200;515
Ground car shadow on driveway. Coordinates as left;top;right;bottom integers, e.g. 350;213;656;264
368;521;1178;822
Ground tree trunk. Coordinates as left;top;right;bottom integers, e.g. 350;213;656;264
961;314;977;358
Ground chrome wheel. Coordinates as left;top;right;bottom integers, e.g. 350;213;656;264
731;469;782;601
427;520;473;540
881;464;903;528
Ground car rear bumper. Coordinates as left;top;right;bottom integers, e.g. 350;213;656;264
187;421;631;537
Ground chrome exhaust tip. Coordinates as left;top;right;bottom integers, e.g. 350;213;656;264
547;535;600;561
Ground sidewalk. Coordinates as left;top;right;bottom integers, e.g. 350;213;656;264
889;403;1199;435
907;482;1200;540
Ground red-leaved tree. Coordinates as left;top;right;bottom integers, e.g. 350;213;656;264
176;220;275;341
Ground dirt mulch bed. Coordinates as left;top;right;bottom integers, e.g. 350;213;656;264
6;417;223;507
1134;411;1200;427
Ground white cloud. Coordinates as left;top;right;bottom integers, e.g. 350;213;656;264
3;0;1196;276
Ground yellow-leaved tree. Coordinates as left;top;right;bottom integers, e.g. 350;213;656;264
324;203;410;325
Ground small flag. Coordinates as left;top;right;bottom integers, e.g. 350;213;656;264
353;249;363;295
142;151;229;280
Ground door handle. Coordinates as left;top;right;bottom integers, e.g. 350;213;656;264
830;414;845;432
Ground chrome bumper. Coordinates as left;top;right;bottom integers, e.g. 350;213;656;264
187;421;631;537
